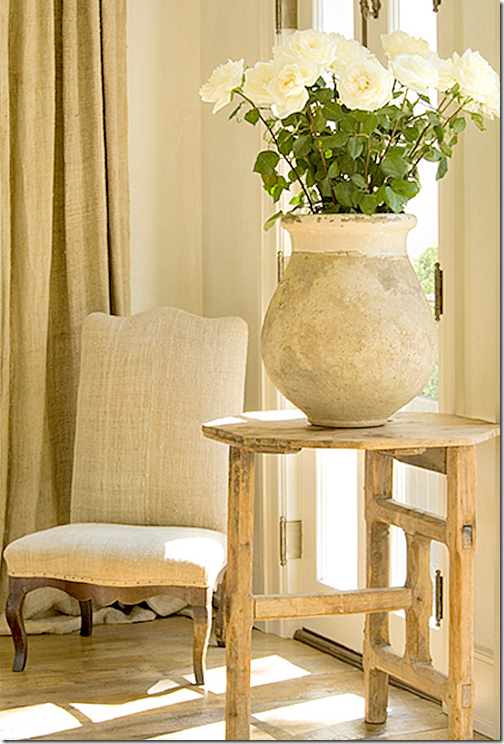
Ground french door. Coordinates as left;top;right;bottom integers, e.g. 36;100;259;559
259;0;499;735
278;0;448;674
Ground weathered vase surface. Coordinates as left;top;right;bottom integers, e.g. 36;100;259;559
261;214;438;427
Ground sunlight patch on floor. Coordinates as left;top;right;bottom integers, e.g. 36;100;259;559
147;678;181;695
254;692;365;735
71;688;201;723
149;720;275;740
198;655;310;695
0;702;82;740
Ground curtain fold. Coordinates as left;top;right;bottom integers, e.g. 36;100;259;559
0;0;131;610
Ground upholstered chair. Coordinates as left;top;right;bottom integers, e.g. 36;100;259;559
3;307;248;684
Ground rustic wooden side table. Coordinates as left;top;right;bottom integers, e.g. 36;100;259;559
202;411;499;741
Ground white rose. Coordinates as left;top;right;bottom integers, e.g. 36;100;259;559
452;49;500;106
328;33;371;75
465;91;500;120
381;29;431;59
429;54;456;92
390;53;439;94
338;56;393;111
199;59;244;113
243;61;275;105
268;58;320;118
275;29;336;69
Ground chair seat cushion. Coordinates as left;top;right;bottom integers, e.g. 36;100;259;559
4;524;227;588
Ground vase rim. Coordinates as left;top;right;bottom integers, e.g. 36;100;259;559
281;213;417;231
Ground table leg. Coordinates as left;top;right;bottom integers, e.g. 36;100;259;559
446;445;477;740
225;446;255;741
364;451;393;724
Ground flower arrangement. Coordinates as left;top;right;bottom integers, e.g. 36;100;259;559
200;29;499;228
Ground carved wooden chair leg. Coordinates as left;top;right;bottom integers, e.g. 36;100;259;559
214;572;226;648
192;602;212;685
6;585;28;672
79;599;93;637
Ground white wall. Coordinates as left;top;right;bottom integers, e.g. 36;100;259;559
199;1;275;411
127;0;271;412
128;0;203;316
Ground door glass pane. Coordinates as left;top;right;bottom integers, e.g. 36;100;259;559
314;1;359;593
398;0;439;405
319;1;353;37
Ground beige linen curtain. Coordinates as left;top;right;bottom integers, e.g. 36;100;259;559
0;0;131;619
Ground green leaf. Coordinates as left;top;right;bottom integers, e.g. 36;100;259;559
439;141;452;157
314;110;327;131
315;88;333;105
351;173;367;189
436;156;448;181
279;137;295;155
272;175;289;202
353;110;368;123
319;177;333;198
264;211;284;231
361;114;379;135
451;117;466;134
423;147;442;162
352;189;363;207
375;185;387;205
321;132;348;148
427;111;440;126
340;116;358;133
253;150;280;175
328;160;340;178
391;179;420;198
279;113;299;127
334;181;355;208
339;152;357;176
262;171;279;190
292;134;313;158
384;186;406;213
348;136;364;160
322;102;343;121
381;105;406;121
244;108;260;125
404;125;420;142
470;112;485;131
359;193;378;215
381;150;409;178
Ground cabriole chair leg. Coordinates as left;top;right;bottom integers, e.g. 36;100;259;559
79;599;93;636
214;573;226;648
6;589;28;672
192;602;212;685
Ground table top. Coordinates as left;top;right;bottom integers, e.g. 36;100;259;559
202;410;500;454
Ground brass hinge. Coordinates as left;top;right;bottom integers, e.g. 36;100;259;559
280;517;302;566
435;569;443;627
462;524;474;549
275;0;297;33
434;262;443;322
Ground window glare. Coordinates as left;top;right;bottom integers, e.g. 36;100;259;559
320;0;354;38
398;0;437;52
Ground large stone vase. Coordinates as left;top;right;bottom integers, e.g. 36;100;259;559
261;213;437;427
